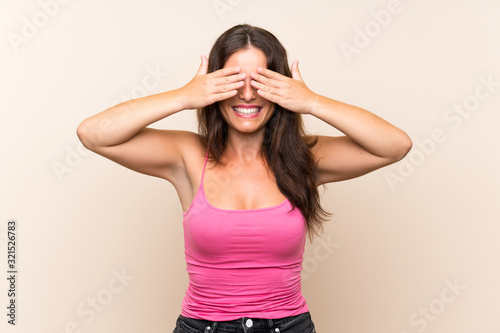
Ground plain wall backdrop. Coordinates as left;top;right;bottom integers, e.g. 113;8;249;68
1;0;499;332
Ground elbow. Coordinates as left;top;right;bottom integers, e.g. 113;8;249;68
392;131;413;162
76;120;97;152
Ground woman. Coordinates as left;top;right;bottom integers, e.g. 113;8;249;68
77;24;412;333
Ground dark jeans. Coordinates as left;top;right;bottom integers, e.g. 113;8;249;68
173;312;316;333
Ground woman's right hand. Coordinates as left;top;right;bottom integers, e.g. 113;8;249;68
178;55;246;110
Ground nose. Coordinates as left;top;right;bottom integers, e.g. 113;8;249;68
238;76;256;101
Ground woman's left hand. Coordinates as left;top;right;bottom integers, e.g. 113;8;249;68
250;60;318;114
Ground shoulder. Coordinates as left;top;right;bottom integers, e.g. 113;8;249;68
138;128;206;179
164;129;207;169
155;129;206;163
148;129;205;155
153;129;207;192
178;131;207;163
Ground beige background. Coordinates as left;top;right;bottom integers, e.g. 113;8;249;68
1;0;499;332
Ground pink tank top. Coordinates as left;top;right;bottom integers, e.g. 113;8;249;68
180;152;309;320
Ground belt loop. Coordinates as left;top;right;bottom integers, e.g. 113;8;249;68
267;318;273;329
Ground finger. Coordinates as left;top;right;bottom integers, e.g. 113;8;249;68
216;80;245;93
213;90;238;102
250;71;279;88
291;60;303;81
215;72;246;86
250;79;279;95
256;67;284;81
257;89;279;103
196;55;208;76
210;66;241;79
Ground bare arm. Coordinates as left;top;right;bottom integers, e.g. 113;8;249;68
76;56;246;182
250;60;412;184
76;89;190;181
309;96;412;183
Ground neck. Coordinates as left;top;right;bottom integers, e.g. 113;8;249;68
224;128;266;162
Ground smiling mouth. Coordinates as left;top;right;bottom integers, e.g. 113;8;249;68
232;105;262;118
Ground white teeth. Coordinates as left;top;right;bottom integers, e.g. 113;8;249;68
233;107;261;115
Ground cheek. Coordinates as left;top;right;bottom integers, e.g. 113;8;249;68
266;102;276;114
218;101;231;114
213;102;227;121
219;106;230;122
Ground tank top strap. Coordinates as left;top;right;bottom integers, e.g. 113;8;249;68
200;148;209;186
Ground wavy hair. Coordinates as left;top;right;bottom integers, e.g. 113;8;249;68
197;24;329;238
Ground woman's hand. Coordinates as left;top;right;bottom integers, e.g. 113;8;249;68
179;55;246;110
250;60;318;114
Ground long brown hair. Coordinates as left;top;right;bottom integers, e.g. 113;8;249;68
197;24;329;238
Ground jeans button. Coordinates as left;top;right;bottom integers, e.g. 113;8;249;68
245;318;253;327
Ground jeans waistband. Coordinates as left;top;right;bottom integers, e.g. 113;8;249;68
177;311;312;333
